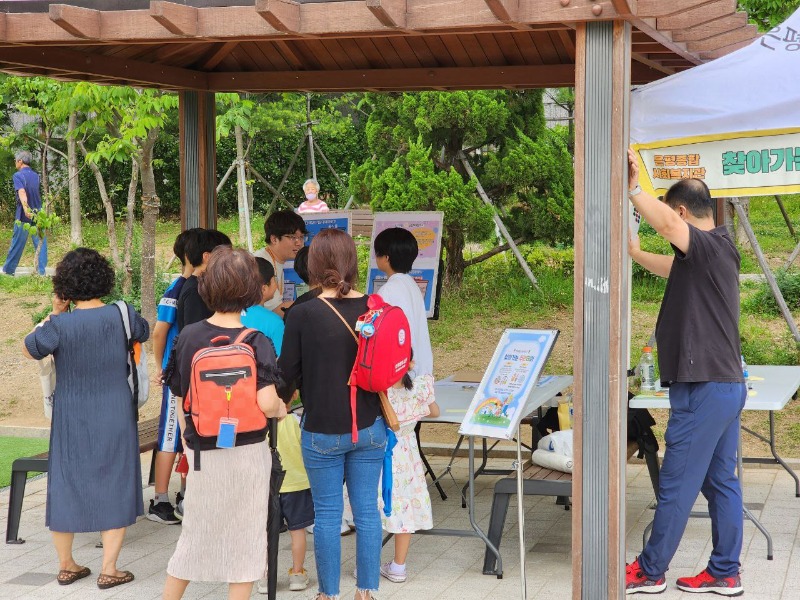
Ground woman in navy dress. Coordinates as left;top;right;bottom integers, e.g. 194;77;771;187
23;248;149;590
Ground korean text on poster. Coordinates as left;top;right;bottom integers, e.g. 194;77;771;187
301;211;352;247
459;329;559;440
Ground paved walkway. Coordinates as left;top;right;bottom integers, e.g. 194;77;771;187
1;453;799;599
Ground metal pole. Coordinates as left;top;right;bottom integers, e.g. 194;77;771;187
784;238;800;270
774;195;797;239
458;152;540;291
515;425;527;600
730;199;800;342
216;161;236;193
268;137;305;215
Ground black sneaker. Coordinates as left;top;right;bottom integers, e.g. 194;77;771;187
147;499;179;524
174;492;184;522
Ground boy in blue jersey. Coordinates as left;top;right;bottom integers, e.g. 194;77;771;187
147;228;201;524
242;257;285;354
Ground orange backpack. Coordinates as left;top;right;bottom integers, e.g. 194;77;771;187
185;328;267;469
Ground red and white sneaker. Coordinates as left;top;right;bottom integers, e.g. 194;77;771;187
626;558;666;595
676;569;743;596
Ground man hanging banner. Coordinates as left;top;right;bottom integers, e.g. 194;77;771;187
366;211;444;319
631;7;800;199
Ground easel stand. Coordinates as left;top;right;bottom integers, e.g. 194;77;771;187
514;424;528;600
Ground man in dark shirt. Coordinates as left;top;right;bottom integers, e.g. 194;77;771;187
176;229;231;332
624;149;747;596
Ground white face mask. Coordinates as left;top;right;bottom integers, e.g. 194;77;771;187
305;192;317;201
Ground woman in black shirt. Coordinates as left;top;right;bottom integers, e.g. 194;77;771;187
279;229;385;600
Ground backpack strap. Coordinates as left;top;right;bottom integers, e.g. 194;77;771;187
233;327;258;346
114;301;139;421
319;298;358;344
319;297;361;443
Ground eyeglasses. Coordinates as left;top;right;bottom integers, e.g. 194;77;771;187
282;234;307;244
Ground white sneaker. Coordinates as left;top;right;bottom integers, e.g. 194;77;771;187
380;561;407;583
288;568;309;591
305;524;314;534
257;577;268;594
341;520;353;536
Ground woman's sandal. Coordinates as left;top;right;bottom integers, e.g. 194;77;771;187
96;571;135;589
57;566;91;585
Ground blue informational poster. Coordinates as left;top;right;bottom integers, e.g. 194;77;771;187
366;212;444;318
301;211;351;247
458;329;560;440
281;212;352;303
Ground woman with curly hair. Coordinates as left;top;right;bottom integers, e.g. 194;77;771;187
23;247;149;590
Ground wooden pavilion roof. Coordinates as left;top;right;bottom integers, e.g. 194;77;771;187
0;1;759;91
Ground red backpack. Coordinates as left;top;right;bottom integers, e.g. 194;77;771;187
322;295;411;442
185;328;267;469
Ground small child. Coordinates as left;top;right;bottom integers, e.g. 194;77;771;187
176;229;232;332
296;178;329;214
148;228;201;525
379;364;439;583
242;258;285;353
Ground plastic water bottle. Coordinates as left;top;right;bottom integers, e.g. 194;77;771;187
741;355;750;387
639;347;657;392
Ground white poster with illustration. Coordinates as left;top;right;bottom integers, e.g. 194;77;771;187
366;212;444;318
459;329;559;440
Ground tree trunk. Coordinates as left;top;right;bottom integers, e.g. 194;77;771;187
138;127;161;328
234;124;247;245
443;224;467;287
735;197;751;250
122;159;139;296
79;141;122;270
40;125;50;200
67;113;82;245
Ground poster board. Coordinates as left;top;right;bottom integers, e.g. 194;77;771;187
366;212;444;319
458;329;559;440
281;211;352;303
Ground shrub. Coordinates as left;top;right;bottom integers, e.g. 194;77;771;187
742;269;800;315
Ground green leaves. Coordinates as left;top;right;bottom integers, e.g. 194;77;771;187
739;0;800;30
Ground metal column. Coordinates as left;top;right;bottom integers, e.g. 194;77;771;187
572;20;632;600
180;91;217;230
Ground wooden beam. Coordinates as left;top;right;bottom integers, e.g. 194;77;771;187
255;0;301;34
671;12;747;42
699;37;753;59
197;41;239;70
658;0;736;30
207;64;575;91
483;0;518;23
686;23;756;52
0;46;206;90
637;0;716;18
0;14;6;41
631;52;675;76
630;19;700;64
150;1;198;37
49;4;101;40
366;0;407;29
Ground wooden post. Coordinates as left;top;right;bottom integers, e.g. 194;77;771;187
179;91;217;229
573;19;631;600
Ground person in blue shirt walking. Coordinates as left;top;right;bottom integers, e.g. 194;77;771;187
242;258;284;355
2;151;47;276
147;228;202;525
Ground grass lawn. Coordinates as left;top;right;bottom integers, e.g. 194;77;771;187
0;436;48;488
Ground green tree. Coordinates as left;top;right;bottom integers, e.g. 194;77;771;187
739;0;800;30
351;90;572;285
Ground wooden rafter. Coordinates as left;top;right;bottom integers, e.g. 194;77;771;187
699;36;753;59
686;24;756;52
0;46;206;90
671;12;747;42
49;4;100;40
483;0;518;23
150;1;198;37
658;0;736;30
637;0;717;19
255;0;301;34
366;0;407;29
197;41;240;70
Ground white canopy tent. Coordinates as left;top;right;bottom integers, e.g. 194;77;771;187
630;7;800;343
630;6;800;200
